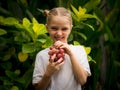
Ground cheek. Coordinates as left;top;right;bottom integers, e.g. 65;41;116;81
66;30;71;36
49;32;55;37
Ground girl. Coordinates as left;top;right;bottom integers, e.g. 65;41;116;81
32;7;91;90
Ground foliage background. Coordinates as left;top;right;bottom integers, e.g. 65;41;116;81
0;0;120;90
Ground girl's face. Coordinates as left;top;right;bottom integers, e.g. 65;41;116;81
46;16;72;43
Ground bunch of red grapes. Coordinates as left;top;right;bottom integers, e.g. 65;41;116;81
48;46;65;62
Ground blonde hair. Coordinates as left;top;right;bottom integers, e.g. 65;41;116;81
44;7;72;25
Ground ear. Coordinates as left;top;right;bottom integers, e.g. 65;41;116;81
71;24;73;29
70;24;73;31
72;25;73;28
45;24;49;32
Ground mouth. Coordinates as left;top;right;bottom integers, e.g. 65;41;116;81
54;36;64;41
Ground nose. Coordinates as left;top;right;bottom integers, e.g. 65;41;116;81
56;30;62;36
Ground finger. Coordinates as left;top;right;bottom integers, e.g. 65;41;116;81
54;57;64;65
56;60;65;70
54;41;63;48
58;60;64;66
49;54;56;63
59;43;68;48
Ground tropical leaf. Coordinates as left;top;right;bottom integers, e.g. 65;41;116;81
0;29;7;35
81;22;95;31
37;39;46;44
87;55;96;63
33;23;47;35
23;18;31;29
14;70;20;76
42;37;53;48
0;16;4;24
0;16;19;26
22;17;35;41
84;46;91;54
71;4;96;22
77;32;87;40
18;52;28;62
22;68;33;89
84;0;101;12
22;43;36;53
0;62;12;70
5;70;18;80
73;41;80;45
32;18;38;24
4;17;19;26
2;47;16;61
71;4;80;18
10;86;19;90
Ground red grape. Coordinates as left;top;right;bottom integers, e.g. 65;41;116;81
49;46;54;50
48;46;65;62
57;53;63;59
59;48;64;54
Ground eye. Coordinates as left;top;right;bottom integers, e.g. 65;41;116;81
62;27;69;31
50;26;58;30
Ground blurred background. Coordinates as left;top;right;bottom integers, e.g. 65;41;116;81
0;0;120;90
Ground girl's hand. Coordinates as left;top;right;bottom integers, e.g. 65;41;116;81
45;53;64;77
53;41;72;56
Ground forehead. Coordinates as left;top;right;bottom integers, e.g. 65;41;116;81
48;16;71;25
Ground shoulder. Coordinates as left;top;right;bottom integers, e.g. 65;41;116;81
70;44;85;52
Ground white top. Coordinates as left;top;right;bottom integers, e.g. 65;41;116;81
32;45;91;90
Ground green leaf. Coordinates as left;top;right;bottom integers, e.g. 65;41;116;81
78;6;87;15
5;70;18;80
37;39;46;43
18;52;28;62
114;60;120;67
22;68;33;89
87;55;96;63
0;16;4;23
0;28;7;35
71;11;79;22
2;47;16;61
73;41;80;45
0;16;19;26
71;4;80;18
14;31;31;43
14;70;20;75
33;23;47;35
42;37;53;48
3;54;11;61
22;43;36;53
0;62;12;70
68;33;73;42
15;23;24;29
84;0;101;12
84;46;91;54
15;78;25;84
4;17;19;26
78;14;96;21
77;32;87;40
23;18;31;29
10;86;19;90
3;79;13;86
81;22;95;31
0;76;7;81
94;8;114;41
71;4;96;22
32;18;38;24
